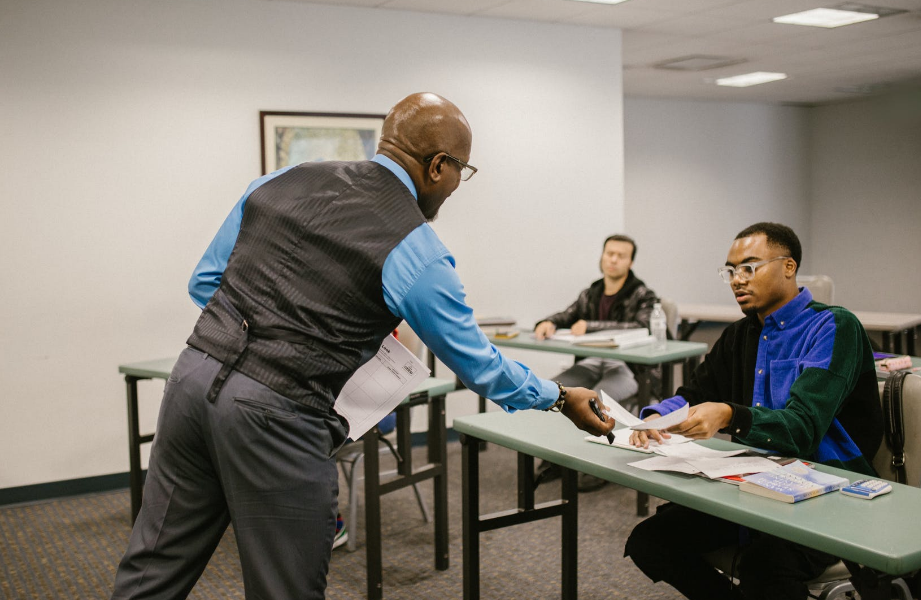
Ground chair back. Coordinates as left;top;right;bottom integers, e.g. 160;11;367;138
797;274;834;304
659;298;679;339
874;373;921;488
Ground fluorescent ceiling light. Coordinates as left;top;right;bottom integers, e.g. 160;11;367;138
716;72;788;88
566;0;631;4
773;8;879;28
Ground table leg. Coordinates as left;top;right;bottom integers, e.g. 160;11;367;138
561;466;578;600
461;433;481;600
882;332;895;353
125;376;142;524
363;432;383;600
429;394;449;571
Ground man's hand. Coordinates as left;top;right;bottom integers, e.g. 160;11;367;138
570;320;588;336
629;414;671;448
560;387;616;437
665;402;732;440
534;321;556;340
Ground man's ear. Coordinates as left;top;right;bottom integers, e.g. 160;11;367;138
428;153;445;182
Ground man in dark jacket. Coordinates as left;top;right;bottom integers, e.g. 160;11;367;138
624;222;882;600
534;234;659;489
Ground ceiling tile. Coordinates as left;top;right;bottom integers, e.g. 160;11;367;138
381;0;508;15
477;0;592;21
565;5;675;29
634;14;750;36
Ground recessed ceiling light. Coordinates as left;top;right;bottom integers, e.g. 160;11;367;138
566;0;631;4
716;72;788;88
773;8;879;28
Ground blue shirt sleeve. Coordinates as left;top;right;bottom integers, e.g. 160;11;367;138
188;167;295;308
640;395;688;419
383;224;559;412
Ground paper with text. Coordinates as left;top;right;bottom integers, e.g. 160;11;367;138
599;390;689;431
585;428;692;453
334;334;430;440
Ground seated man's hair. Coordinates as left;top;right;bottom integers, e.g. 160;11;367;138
735;222;802;272
604;234;637;260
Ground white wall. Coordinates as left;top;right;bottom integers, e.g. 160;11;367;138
0;0;623;488
623;97;812;307
809;87;921;314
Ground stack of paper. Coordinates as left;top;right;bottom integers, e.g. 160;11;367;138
585;391;782;480
551;328;653;348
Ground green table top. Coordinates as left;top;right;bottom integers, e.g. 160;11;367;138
454;409;921;576
489;331;708;365
119;357;457;399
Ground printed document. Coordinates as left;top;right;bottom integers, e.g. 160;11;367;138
599;390;689;431
334;334;430;439
585;428;691;453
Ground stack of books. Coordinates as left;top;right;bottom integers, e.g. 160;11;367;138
552;327;653;348
476;317;518;339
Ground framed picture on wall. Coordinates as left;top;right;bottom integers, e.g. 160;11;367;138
259;111;385;174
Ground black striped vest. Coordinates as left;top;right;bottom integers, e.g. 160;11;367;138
187;160;425;411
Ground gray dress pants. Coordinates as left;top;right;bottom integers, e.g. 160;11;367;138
111;347;349;600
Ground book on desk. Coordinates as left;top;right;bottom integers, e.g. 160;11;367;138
476;317;518;338
551;327;653;348
740;460;848;503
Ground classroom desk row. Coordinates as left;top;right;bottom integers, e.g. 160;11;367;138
455;409;921;600
678;303;921;355
118;358;455;600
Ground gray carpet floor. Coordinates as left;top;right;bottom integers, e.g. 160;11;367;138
0;441;685;599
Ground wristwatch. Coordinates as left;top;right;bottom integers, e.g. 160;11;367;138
545;381;567;412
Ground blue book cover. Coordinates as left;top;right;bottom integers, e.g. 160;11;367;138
739;460;848;503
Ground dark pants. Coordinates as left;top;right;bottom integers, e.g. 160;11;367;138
111;348;349;600
624;503;839;600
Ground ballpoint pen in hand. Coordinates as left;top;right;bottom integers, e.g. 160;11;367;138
589;397;615;444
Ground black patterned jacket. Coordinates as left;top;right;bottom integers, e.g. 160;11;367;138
536;271;658;333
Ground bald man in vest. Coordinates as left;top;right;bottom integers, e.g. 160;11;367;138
111;93;614;599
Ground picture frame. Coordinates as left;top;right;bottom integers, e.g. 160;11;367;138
259;111;385;175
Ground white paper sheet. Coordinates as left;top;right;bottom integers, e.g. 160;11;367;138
333;334;430;440
630;403;690;431
599;390;643;427
653;444;747;459
585;428;692;453
685;456;781;479
628;455;702;474
598;390;690;432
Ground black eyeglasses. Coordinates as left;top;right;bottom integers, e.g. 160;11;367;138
423;152;478;181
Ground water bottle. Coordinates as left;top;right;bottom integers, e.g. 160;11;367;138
650;302;667;352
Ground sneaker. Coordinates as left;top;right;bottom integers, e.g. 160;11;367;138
332;513;348;550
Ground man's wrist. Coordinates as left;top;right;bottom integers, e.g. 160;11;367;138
544;381;567;412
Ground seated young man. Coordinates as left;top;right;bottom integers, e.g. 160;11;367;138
624;222;883;600
533;234;659;490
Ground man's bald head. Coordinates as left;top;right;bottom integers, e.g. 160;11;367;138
378;93;471;162
376;93;473;221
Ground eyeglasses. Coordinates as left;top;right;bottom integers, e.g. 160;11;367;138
423;152;478;181
718;256;790;283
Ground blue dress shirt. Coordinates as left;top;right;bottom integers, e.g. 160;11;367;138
188;155;558;412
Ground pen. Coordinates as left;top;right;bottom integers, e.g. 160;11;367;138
589;397;615;444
